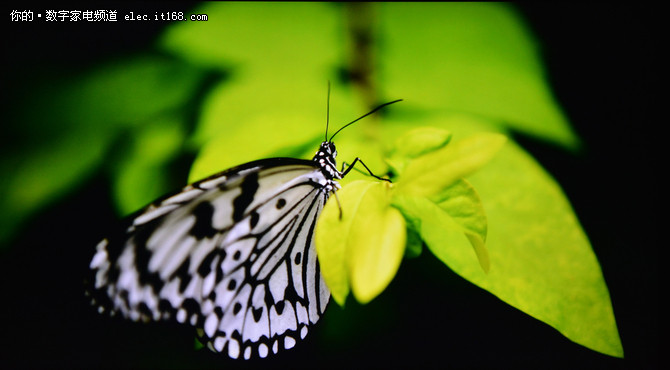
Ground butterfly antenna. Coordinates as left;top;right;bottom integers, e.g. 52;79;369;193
329;99;403;142
325;81;331;142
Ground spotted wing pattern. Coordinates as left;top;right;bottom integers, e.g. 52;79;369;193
87;158;332;359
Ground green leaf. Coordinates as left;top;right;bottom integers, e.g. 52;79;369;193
430;132;622;357
316;180;406;305
386;127;452;175
379;3;580;149
383;114;621;356
396;132;506;198
435;179;490;272
387;129;493;271
393;189;489;275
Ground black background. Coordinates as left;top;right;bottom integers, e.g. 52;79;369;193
1;3;658;369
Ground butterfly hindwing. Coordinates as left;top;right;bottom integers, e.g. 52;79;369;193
88;158;332;359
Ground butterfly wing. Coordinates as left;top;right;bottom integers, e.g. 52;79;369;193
88;158;331;359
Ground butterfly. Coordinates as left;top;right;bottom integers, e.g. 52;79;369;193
86;95;402;360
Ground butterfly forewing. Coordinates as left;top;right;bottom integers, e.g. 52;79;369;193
88;158;332;359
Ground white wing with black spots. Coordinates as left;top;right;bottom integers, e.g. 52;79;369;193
85;97;401;359
87;157;335;359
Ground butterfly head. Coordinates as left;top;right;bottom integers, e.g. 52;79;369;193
319;141;337;158
313;141;341;179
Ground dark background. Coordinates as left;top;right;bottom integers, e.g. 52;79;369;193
1;3;658;369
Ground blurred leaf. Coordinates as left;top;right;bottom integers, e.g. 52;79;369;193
160;2;355;152
379;2;580;149
403;226;423;259
1;55;207;245
112;116;187;214
0;128;111;244
188;110;322;182
19;55;205;135
187;89;399;183
161;2;341;74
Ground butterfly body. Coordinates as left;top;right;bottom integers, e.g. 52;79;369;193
89;146;340;359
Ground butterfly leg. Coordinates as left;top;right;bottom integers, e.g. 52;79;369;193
332;190;344;220
341;158;392;182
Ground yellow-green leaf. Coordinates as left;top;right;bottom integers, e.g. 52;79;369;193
393;194;488;275
386;127;452;175
316;181;378;305
346;183;406;304
422;130;623;357
316;180;406;305
467;140;622;357
396;133;506;198
436;179;490;272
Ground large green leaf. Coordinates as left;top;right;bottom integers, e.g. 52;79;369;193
394;115;621;357
379;2;580;149
381;113;622;357
469;141;621;357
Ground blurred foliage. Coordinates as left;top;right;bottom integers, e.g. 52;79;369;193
1;55;208;242
2;2;621;359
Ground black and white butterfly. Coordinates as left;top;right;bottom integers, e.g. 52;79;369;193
86;97;401;360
